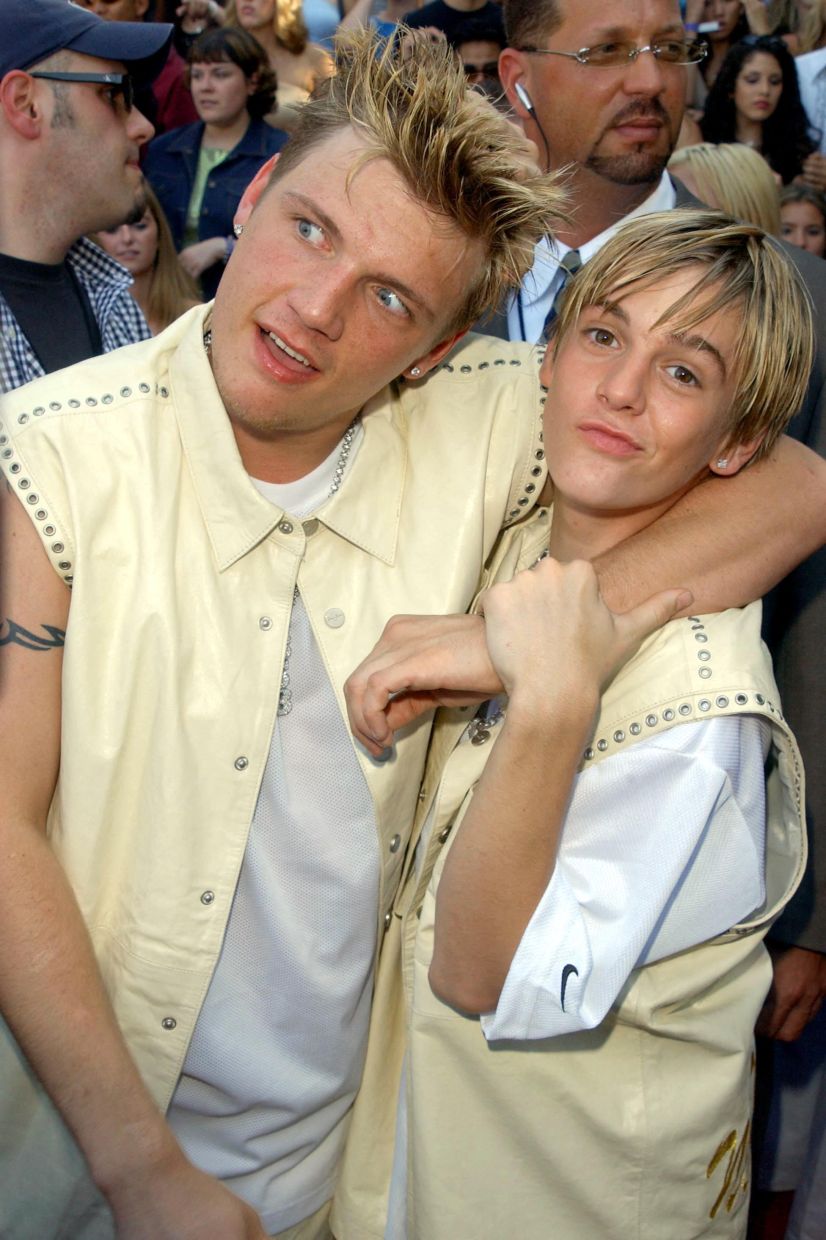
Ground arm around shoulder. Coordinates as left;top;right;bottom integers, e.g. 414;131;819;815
594;436;826;615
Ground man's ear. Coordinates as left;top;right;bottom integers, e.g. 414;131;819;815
402;329;468;381
135;0;150;17
709;435;765;476
498;48;532;120
0;71;44;139
234;153;280;230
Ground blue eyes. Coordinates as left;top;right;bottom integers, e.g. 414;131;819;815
296;218;410;317
297;218;325;244
376;287;407;316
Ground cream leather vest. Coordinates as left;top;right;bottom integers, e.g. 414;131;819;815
333;517;806;1240
0;312;544;1215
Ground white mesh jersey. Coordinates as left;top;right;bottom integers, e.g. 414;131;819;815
168;430;381;1235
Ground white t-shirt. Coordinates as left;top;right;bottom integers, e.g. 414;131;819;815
168;428;385;1235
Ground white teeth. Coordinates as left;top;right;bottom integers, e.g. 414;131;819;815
268;332;311;367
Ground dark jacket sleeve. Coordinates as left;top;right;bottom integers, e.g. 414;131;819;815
673;175;826;950
763;247;826;950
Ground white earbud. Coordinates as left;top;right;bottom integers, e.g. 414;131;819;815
514;81;535;113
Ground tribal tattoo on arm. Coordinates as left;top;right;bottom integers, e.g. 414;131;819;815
0;621;65;651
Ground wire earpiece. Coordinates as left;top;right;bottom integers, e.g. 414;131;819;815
513;81;550;170
514;81;534;112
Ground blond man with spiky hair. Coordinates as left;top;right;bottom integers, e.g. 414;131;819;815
0;27;823;1240
0;29;569;1240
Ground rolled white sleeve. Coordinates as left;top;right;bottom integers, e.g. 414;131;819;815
480;715;769;1042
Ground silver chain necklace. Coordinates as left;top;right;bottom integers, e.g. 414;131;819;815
278;417;359;716
204;324;359;715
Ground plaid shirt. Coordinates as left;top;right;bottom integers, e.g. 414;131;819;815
0;237;150;393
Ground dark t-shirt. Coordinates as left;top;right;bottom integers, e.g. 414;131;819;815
0;252;102;374
402;1;504;46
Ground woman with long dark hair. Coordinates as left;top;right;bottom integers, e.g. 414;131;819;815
700;36;817;182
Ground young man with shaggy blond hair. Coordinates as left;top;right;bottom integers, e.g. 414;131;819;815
339;210;814;1240
1;30;825;1240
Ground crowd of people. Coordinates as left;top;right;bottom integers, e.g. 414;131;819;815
0;2;825;1240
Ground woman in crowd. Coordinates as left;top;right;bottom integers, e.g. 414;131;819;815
701;36;817;182
225;0;332;127
143;26;288;300
689;0;750;96
780;183;826;254
92;187;200;335
785;0;826;52
669;142;782;232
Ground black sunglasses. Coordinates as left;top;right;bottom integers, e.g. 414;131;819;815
29;70;135;113
463;61;501;78
740;35;788;53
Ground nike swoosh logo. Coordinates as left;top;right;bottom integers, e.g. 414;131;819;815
560;963;579;1012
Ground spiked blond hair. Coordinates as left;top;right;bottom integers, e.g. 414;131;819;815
553;209;814;462
269;28;568;331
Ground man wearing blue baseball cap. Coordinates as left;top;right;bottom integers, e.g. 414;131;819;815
0;0;173;391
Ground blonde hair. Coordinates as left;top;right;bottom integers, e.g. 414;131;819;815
224;0;308;56
271;28;568;331
553;208;813;462
669;143;781;235
795;0;826;52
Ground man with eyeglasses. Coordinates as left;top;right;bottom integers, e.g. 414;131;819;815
492;0;826;1197
0;0;171;393
492;0;826;353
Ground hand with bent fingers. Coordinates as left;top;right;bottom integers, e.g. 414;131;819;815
479;558;691;716
344;565;690;755
345;614;498;756
178;236;228;280
801;152;826;193
756;944;826;1041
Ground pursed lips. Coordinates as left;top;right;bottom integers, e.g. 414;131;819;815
578;419;644;455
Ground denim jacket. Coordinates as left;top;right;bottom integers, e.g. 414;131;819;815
144;118;288;297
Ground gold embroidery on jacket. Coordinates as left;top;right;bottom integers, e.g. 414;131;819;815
707;1120;751;1218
